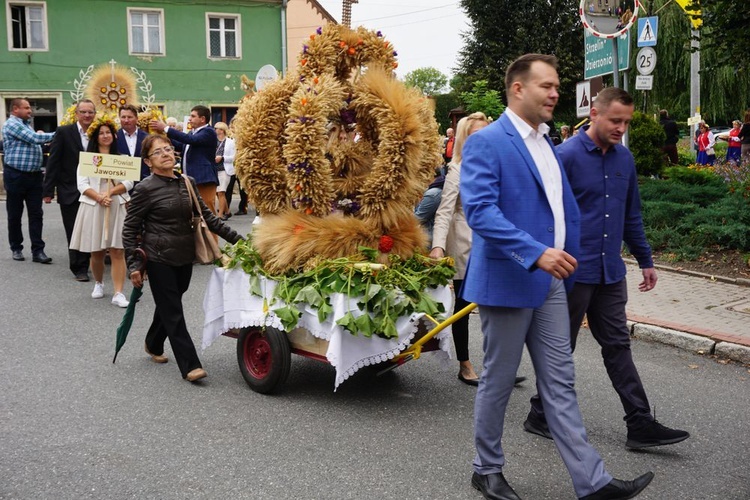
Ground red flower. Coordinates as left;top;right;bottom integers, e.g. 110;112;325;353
378;235;394;253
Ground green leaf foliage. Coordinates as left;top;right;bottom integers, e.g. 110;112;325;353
403;67;449;96
630;111;666;177
460;80;505;119
221;239;456;340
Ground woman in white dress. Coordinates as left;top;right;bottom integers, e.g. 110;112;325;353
69;115;133;307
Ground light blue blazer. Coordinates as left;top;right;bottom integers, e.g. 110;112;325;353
459;113;581;308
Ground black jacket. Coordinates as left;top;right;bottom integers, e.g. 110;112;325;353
44;123;85;205
122;173;242;271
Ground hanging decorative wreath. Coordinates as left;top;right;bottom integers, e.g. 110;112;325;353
233;24;441;274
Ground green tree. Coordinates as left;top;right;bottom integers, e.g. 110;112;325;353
626;0;750;124
698;0;750;72
403;67;448;96
630;111;666;177
457;0;583;123
460;80;505;119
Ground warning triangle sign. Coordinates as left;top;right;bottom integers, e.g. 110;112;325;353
579;89;589;108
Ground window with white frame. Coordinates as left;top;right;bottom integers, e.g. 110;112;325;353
206;13;241;59
128;8;164;55
7;1;48;50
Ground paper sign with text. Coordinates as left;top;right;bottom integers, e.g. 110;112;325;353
78;152;140;181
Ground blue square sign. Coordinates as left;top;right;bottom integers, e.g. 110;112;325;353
637;16;658;47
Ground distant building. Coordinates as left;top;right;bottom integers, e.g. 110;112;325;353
286;0;336;71
1;0;286;130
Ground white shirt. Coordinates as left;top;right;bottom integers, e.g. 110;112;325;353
77;123;89;150
505;108;565;249
122;129;138;156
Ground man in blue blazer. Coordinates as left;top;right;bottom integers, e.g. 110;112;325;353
151;105;218;213
460;54;653;500
116;105;148;180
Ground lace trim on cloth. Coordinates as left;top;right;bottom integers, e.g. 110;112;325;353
201;267;454;390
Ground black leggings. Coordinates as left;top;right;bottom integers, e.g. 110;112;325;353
452;279;471;362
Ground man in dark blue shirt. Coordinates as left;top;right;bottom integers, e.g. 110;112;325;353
524;87;690;450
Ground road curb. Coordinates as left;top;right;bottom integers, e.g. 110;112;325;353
627;320;749;366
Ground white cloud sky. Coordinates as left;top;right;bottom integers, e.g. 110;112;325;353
314;0;470;80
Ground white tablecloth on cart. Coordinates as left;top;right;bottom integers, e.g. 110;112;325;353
202;267;454;389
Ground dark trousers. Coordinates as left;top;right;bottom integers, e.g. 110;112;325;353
59;202;90;276
145;261;202;378
226;174;248;212
661;144;678;165
452;279;470;362
3;166;45;253
530;279;652;426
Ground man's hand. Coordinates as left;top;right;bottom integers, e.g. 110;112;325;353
535;248;578;279
638;267;658;292
149;120;166;133
43;196;52;204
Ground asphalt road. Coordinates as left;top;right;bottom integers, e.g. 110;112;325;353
1;203;749;499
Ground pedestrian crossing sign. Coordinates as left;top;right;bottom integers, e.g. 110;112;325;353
637;17;658;47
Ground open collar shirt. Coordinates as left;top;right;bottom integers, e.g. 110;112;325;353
505;108;566;249
556;128;653;284
1;115;55;172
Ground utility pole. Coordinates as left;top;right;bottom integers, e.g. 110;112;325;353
342;0;359;28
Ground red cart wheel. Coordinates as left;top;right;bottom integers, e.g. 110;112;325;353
237;326;291;394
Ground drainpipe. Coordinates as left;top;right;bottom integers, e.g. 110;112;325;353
280;0;288;76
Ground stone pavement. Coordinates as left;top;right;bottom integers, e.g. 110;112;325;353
624;260;750;365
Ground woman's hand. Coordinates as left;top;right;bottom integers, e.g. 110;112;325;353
130;270;145;288
215;156;222;164
429;247;445;259
97;194;112;207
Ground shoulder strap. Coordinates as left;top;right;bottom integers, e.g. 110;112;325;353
183;176;201;217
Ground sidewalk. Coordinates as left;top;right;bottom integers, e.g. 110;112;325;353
624;260;750;364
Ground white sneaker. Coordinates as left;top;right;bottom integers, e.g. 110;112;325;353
111;292;130;308
91;282;104;299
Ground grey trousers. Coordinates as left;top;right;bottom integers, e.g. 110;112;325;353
473;279;612;497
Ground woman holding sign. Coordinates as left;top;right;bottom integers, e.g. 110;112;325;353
69;114;133;308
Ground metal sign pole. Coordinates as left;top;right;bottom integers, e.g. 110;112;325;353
612;37;620;88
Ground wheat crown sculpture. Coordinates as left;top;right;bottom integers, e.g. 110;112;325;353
232;25;442;274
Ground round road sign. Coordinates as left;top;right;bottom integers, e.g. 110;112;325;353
636;46;657;75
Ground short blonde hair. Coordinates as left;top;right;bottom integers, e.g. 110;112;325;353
214;121;229;132
452;112;489;165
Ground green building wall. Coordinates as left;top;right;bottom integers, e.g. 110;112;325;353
1;0;283;123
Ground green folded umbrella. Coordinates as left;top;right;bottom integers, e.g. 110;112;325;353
113;249;147;364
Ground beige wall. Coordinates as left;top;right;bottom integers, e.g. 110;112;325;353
286;0;335;71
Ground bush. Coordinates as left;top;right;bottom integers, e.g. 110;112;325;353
662;165;725;186
639;177;726;207
630;111;667;177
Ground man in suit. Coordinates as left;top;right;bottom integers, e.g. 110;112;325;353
151;105;218;213
460;54;653;500
43;99;96;281
116;104;149;179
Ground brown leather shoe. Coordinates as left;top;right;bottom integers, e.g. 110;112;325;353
186;368;207;382
144;343;168;364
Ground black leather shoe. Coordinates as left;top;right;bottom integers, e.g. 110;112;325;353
12;250;25;261
523;410;553;440
514;376;527;385
74;272;90;282
471;472;521;500
626;420;690;449
579;472;654;500
234;209;247;215
32;251;52;264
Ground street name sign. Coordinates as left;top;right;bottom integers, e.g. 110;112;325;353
584;31;630;79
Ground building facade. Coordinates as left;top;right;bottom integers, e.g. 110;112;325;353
1;0;285;131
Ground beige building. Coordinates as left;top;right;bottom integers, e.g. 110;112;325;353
286;0;337;70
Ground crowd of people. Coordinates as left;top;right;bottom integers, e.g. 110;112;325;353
5;51;719;498
2;98;246;383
